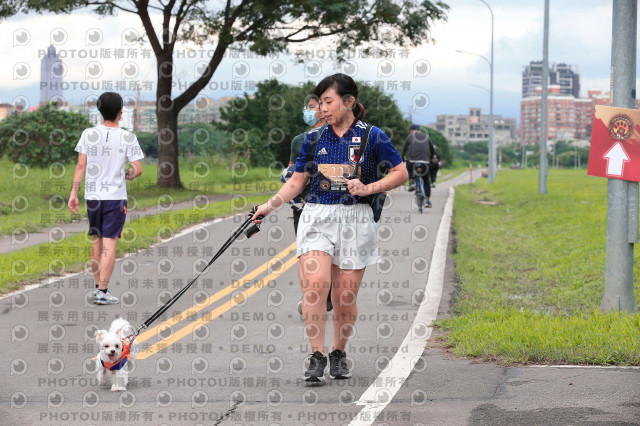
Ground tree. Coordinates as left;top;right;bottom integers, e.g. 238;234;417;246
463;141;489;156
178;122;227;157
0;0;23;19
424;127;452;166
217;80;413;166
135;131;159;158
17;0;449;188
0;104;91;167
217;79;315;166
358;84;411;151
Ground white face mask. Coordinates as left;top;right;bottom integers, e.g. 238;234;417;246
303;109;319;126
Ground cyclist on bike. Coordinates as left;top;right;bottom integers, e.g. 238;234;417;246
402;124;434;208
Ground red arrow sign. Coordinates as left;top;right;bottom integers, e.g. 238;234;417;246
588;105;640;182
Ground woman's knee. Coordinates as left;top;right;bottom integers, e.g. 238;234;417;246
331;287;358;308
301;284;330;307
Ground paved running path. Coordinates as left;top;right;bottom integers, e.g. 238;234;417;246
2;170;638;425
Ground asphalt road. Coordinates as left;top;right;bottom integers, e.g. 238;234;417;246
2;170;639;426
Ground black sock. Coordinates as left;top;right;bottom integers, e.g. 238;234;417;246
99;288;108;294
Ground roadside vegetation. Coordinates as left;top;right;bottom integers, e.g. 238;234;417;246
439;169;640;365
0;194;271;293
0;80;458;294
0;156;280;237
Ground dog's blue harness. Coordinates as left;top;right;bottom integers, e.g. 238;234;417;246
101;356;128;371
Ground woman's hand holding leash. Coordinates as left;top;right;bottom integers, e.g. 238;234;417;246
251;202;273;224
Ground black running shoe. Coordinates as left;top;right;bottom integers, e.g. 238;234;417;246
329;349;351;379
304;351;327;382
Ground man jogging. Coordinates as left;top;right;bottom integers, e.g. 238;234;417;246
68;92;144;305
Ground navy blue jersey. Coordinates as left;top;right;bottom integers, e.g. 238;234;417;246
294;119;403;205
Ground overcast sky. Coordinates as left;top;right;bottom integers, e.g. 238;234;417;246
0;0;626;127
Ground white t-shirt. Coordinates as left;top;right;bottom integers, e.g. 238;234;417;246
75;125;145;200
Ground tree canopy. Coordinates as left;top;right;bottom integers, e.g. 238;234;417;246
216;79;414;167
0;104;91;167
13;0;449;187
425;127;452;165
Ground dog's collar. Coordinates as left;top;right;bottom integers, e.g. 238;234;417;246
101;338;132;371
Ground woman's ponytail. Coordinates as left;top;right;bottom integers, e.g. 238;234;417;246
353;101;366;120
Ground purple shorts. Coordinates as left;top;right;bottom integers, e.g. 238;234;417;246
87;200;127;238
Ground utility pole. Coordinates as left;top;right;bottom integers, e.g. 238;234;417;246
477;0;496;184
602;0;638;313
538;0;550;194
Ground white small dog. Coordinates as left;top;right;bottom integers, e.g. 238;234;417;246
95;318;137;391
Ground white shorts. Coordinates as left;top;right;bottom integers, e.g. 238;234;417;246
296;202;380;270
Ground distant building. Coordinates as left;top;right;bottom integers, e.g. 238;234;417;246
519;87;639;146
433;108;517;146
522;61;580;99
520;85;576;146
522;61;544;99
550;63;580;99
0;103;20;121
70;96;233;134
177;96;232;127
133;101;157;133
40;45;65;106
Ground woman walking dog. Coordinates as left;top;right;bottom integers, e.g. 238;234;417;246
252;73;407;382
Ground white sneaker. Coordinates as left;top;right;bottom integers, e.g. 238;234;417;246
94;290;119;305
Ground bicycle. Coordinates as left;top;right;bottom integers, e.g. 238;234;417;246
411;160;431;213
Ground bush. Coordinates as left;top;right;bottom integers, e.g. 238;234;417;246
0;104;91;167
136;131;159;158
424;127;453;166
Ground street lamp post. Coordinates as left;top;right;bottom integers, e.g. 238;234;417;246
470;83;501;168
478;0;495;183
456;0;495;182
456;50;494;179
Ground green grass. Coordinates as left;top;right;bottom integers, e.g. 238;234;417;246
438;169;640;365
0;156;280;236
0;195;271;294
442;309;640;365
438;166;469;183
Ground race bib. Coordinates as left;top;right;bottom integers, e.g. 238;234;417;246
317;164;360;192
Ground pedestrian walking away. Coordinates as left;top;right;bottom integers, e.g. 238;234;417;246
252;73;408;383
68;91;144;305
429;142;442;188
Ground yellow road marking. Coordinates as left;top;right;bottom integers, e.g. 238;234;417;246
136;255;299;360
135;242;296;344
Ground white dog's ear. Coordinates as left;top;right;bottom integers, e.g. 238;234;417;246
95;329;108;344
121;324;134;338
